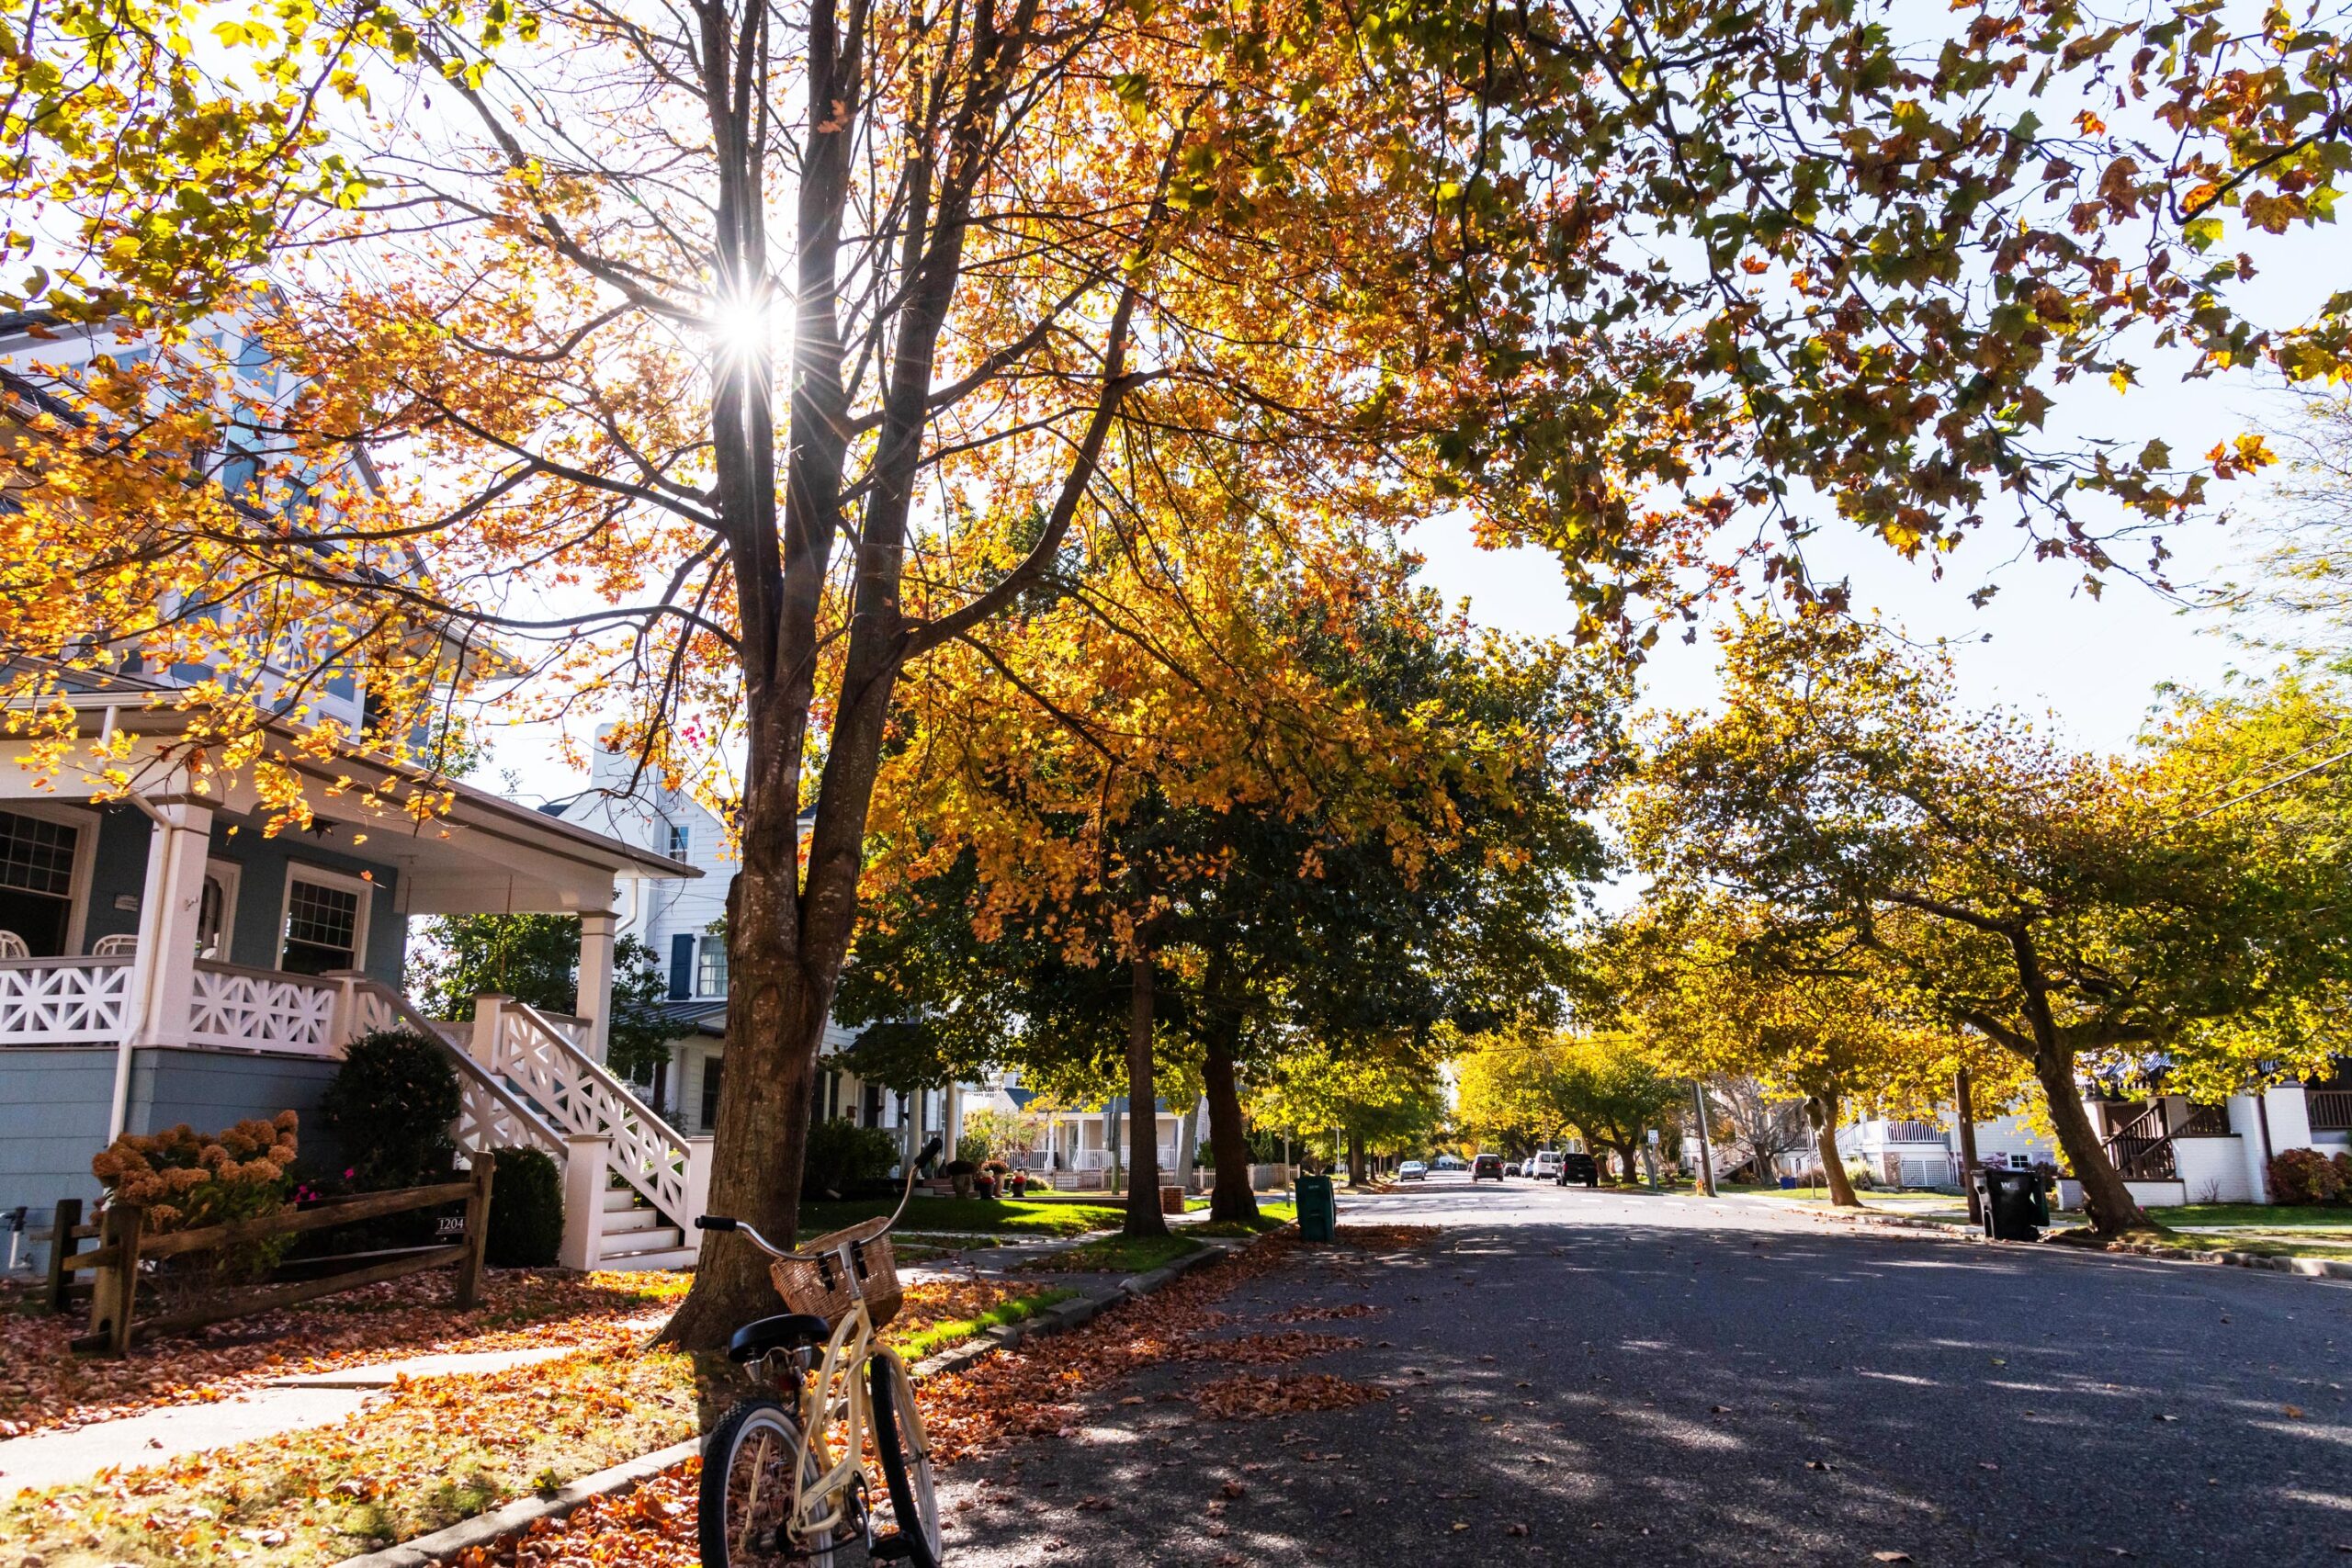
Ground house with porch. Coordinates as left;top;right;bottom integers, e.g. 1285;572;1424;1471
0;315;715;1273
966;1080;1206;1192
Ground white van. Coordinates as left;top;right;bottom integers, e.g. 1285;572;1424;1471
1530;1149;1565;1180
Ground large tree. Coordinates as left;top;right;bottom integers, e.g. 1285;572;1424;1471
15;0;2352;1341
842;529;1615;1226
1624;613;2352;1233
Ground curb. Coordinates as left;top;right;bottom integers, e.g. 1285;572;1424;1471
341;1235;1258;1566
1761;1195;2352;1282
332;1437;701;1568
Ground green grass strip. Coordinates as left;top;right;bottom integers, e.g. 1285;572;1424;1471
895;1288;1080;1361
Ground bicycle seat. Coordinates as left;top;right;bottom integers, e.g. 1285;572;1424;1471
727;1312;832;1363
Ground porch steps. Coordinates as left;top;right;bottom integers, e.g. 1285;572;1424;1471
596;1186;695;1271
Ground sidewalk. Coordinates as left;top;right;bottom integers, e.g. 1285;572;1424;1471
0;1315;671;1497
0;1223;1145;1501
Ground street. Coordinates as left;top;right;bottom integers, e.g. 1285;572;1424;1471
935;1176;2352;1566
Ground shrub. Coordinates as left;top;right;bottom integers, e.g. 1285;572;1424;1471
322;1030;462;1190
481;1146;565;1267
804;1119;901;1197
1843;1159;1879;1191
91;1112;300;1234
2268;1147;2347;1205
955;1133;991;1168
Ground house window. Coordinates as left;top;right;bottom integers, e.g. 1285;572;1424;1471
700;1057;724;1131
695;938;728;998
666;823;691;862
280;870;368;976
0;809;80;955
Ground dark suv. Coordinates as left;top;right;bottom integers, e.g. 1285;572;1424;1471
1555;1152;1600;1188
1472;1152;1506;1181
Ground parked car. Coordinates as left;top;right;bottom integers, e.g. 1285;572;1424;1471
1472;1152;1506;1182
1504;1160;1522;1178
1432;1155;1466;1172
1398;1160;1429;1181
1555;1151;1600;1188
1531;1149;1564;1180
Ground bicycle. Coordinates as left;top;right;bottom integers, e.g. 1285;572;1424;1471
695;1136;945;1568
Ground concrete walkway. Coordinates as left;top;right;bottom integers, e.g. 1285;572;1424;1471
0;1314;670;1498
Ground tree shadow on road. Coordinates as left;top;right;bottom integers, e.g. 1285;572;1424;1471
930;1217;2352;1567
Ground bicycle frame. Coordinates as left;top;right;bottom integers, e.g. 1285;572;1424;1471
784;1295;877;1542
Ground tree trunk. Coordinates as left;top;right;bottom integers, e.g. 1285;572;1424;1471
1202;1023;1259;1224
1345;1130;1366;1187
1815;1089;1860;1206
1123;954;1169;1237
1954;1067;1983;1226
2033;1050;2147;1235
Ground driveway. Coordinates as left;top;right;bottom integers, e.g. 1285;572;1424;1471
932;1174;2352;1566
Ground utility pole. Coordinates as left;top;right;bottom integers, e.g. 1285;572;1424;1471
1955;1066;1982;1226
1691;1079;1718;1197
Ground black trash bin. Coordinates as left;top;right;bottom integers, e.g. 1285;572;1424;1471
1973;1168;2045;1242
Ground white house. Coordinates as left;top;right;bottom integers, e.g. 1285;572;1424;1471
542;732;966;1167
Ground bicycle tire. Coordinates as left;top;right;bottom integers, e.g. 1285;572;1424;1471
698;1396;837;1568
868;1349;943;1567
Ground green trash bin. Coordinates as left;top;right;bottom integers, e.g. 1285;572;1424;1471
1295;1174;1337;1243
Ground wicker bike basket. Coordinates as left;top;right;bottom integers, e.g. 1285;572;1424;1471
769;1215;904;1329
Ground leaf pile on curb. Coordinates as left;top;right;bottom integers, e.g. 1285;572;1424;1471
450;1459;707;1568
0;1269;690;1438
1189;1372;1391;1420
389;1229;1369;1568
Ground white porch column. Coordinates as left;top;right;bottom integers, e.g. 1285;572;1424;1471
944;1081;964;1157
112;798;214;1140
560;1133;611;1269
575;910;616;1064
683;1134;716;1227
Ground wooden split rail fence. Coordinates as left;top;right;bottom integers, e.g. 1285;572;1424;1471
42;1162;494;1356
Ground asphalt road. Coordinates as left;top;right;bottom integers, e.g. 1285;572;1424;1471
929;1174;2352;1567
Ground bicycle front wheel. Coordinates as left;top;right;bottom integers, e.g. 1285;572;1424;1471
868;1348;942;1567
698;1396;837;1568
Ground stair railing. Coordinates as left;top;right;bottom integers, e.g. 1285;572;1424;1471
2101;1101;2177;1180
338;976;565;1164
481;998;695;1229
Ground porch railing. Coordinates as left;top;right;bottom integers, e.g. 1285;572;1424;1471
187;962;336;1054
2310;1089;2352;1134
2174;1102;2233;1138
480;998;695;1227
0;956;132;1043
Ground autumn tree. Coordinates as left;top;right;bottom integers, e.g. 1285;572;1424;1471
1455;1026;1683;1182
1611;904;2021;1207
1624;613;2352;1233
1244;1038;1444;1184
842;520;1615;1226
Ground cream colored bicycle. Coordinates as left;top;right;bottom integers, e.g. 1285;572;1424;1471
695;1136;944;1568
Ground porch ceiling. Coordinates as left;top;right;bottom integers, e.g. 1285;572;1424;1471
0;707;696;917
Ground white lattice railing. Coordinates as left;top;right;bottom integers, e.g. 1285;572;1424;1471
187;963;336;1054
343;977;563;1161
0;956;133;1043
487;999;695;1226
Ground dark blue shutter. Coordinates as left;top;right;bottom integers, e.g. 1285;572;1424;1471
669;933;695;999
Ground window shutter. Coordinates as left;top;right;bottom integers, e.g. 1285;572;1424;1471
669;932;694;999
